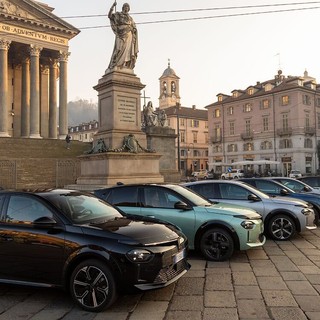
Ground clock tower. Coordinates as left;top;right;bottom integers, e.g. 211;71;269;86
159;61;181;109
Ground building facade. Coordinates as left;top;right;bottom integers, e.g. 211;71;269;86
157;63;208;176
0;0;79;139
69;120;98;142
207;70;320;176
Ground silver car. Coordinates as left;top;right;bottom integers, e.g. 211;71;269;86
183;180;316;241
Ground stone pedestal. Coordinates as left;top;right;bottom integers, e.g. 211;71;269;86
73;69;165;190
93;70;147;150
76;152;164;189
145;126;181;183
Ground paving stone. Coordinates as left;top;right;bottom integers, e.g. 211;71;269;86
188;259;207;270
305;311;320;320
128;301;168;320
168;295;203;311
262;290;298;307
182;269;205;278
174;277;204;295
246;249;268;260
263;246;285;256
207;261;230;269
93;312;128;320
252;266;280;277
237;299;270;319
294;295;320;312
269;256;299;272
250;260;275;268
164;311;202;320
286;281;318;295
269;307;308;320
305;274;320;284
297;265;320;274
206;267;231;275
234;285;263;300
204;291;236;308
289;257;315;266
232;271;257;286
230;262;252;272
279;272;307;281
205;273;233;291
203;307;238;320
256;276;288;290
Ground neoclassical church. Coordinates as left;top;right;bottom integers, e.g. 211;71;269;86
0;0;79;139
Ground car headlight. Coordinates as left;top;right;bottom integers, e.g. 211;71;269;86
301;208;312;216
241;221;255;230
126;249;154;263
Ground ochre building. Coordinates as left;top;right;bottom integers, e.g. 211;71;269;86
0;0;79;139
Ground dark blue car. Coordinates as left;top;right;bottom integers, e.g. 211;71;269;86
239;178;320;225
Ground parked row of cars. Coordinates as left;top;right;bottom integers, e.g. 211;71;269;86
1;175;320;312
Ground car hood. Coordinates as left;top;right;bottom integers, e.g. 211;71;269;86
267;196;309;206
204;202;262;219
83;217;181;246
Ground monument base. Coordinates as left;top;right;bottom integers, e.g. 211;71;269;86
72;152;164;191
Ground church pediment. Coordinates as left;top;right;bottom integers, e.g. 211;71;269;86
0;0;80;39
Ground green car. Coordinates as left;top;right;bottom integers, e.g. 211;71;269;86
94;184;266;261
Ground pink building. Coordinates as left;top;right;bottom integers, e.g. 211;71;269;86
206;70;320;176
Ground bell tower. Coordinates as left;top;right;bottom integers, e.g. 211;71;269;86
159;60;181;109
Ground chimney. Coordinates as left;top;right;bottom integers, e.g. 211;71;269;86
192;105;196;110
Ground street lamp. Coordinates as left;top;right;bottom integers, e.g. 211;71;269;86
187;143;194;175
175;103;181;172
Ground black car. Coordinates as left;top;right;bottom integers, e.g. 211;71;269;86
0;189;189;312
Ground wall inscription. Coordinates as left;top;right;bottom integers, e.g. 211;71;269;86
117;96;136;124
0;23;68;45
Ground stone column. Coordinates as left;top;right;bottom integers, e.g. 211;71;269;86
58;51;70;139
49;59;58;138
0;39;11;137
40;65;49;138
21;57;30;137
29;45;42;139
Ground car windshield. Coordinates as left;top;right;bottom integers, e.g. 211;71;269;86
45;191;122;224
167;184;212;206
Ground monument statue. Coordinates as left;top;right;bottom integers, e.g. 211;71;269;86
142;101;168;128
107;1;138;70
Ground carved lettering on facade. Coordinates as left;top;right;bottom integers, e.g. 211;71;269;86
117;97;136;124
0;23;68;45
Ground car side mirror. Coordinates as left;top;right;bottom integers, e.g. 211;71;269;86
248;194;260;201
304;186;312;192
33;216;57;227
280;189;290;195
174;201;190;210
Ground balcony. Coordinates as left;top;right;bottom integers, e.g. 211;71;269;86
240;131;254;140
211;136;222;143
304;127;315;135
276;127;292;136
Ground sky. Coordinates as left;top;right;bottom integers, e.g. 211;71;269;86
43;0;320;109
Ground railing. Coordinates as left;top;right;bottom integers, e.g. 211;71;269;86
276;127;292;136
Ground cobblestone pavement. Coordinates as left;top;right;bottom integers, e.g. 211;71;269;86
2;229;320;320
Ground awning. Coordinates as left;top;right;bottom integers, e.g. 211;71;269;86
231;160;281;166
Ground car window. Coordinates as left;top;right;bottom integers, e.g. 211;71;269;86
188;184;214;199
255;180;282;194
110;187;139;207
142;187;181;209
219;184;250;200
278;179;302;192
6;195;53;224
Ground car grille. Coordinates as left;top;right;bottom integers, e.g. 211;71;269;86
153;260;188;284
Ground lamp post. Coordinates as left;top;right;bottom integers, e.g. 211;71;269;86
175;103;181;172
187;142;194;175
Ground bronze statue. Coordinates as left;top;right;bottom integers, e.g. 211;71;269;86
107;1;138;70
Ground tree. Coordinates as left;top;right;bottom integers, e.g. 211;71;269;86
68;99;98;126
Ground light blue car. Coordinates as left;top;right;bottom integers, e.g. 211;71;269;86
94;184;266;261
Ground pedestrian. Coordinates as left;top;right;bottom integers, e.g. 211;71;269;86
65;134;71;149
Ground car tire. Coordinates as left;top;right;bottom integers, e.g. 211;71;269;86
267;214;296;240
200;228;234;261
221;176;225;180
70;259;117;312
234;176;238;179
